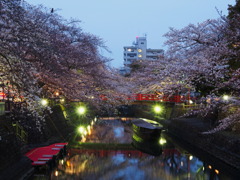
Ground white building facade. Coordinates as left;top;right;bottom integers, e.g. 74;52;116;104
120;37;164;75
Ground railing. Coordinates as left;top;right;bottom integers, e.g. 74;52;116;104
100;94;198;103
12;122;28;143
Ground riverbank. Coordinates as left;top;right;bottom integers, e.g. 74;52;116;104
1;114;240;179
161;117;240;177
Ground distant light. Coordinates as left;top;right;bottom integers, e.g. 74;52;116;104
189;155;193;160
215;169;219;174
78;126;85;134
55;92;59;96
181;161;184;166
77;106;86;115
41;99;48;106
159;137;167;145
206;98;211;103
138;49;142;52
128;48;131;52
189;100;193;104
60;98;65;103
222;95;229;101
54;170;59;176
138;54;142;58
154;105;162;114
66;160;70;167
208;165;212;169
87;125;91;132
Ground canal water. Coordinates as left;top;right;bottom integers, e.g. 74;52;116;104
33;119;238;180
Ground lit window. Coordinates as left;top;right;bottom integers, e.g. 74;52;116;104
138;54;142;58
138;49;142;52
128;49;131;52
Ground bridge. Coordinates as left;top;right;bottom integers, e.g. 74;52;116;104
100;94;197;103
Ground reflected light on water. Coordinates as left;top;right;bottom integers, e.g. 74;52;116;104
44;119;237;180
113;127;124;138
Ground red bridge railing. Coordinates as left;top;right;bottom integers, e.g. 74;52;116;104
100;94;196;103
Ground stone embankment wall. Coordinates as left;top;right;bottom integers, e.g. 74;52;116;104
161;117;240;176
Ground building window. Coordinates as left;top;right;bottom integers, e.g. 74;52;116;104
138;54;142;58
141;42;144;44
127;49;132;52
138;49;142;52
127;53;137;57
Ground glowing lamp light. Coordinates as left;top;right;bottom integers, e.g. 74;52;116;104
222;95;229;101
77;106;86;115
78;126;85;134
66;160;70;167
154;105;162;114
159;137;167;145
189;155;193;160
87;125;91;132
54;170;59;177
215;169;219;174
41;99;48;106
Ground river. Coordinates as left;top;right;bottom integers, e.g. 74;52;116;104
32;118;238;180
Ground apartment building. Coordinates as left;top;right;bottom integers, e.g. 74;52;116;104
120;36;164;75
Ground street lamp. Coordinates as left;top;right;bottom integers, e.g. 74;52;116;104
77;106;86;115
40;99;48;106
222;95;230;101
78;126;85;134
153;105;162;114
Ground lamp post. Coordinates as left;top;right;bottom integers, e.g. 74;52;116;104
40;99;48;106
77;105;86;115
153;104;163;121
154;105;162;114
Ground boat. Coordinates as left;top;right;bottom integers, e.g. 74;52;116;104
131;118;163;156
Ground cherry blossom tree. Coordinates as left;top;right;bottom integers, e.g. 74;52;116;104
0;0;125;120
129;4;240;133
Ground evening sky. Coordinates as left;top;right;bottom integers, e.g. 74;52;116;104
25;0;236;68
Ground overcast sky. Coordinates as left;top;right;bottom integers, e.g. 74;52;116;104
25;0;236;68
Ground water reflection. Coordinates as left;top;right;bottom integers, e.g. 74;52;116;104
51;149;212;180
32;119;238;180
113;127;124;138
